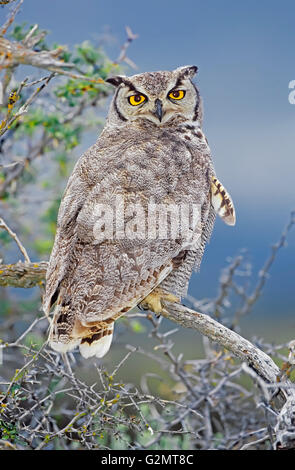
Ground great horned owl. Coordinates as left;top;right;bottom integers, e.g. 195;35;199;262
43;65;235;358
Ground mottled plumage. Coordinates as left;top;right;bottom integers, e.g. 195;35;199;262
43;65;235;358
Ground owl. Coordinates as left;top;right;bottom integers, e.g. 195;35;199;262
43;65;235;359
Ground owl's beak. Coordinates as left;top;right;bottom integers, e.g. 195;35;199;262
154;99;163;122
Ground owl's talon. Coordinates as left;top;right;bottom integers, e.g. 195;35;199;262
140;288;180;315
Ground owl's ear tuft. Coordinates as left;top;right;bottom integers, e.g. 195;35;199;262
176;65;198;80
105;75;127;87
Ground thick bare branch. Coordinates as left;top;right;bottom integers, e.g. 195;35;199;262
0;37;105;83
161;300;294;397
0;261;47;287
0;258;294;402
0;36;71;70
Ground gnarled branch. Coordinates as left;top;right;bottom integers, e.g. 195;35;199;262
0;261;47;287
0;260;293;394
0;259;294;448
162;301;293;394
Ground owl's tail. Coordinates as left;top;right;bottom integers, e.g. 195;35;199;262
48;304;114;359
79;325;114;359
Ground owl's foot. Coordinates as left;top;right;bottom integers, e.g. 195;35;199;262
140;288;180;315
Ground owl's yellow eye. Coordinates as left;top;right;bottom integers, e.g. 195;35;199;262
128;94;146;106
168;90;185;100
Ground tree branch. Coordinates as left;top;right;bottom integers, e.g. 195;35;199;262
0;37;104;83
0;261;47;287
0;259;294;448
0;216;31;262
0;259;293;396
0;73;56;137
162;301;294;396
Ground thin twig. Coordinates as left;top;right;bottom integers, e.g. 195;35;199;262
0;73;56;137
0;216;30;262
233;210;295;322
0;0;23;36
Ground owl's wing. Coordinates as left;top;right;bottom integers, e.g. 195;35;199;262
211;176;236;226
43;164;89;317
44;140;113;315
45;170;184;359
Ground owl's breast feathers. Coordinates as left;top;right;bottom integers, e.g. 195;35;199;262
44;122;215;358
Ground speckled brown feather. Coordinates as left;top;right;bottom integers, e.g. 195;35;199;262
211;176;236;226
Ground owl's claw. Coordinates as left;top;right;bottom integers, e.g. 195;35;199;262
140;288;180;315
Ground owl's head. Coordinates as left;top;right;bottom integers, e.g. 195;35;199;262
106;65;202;126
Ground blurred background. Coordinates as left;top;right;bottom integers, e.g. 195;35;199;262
0;2;295;450
1;0;294;351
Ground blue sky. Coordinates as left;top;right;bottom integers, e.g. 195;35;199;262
2;0;294;332
10;1;294;207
